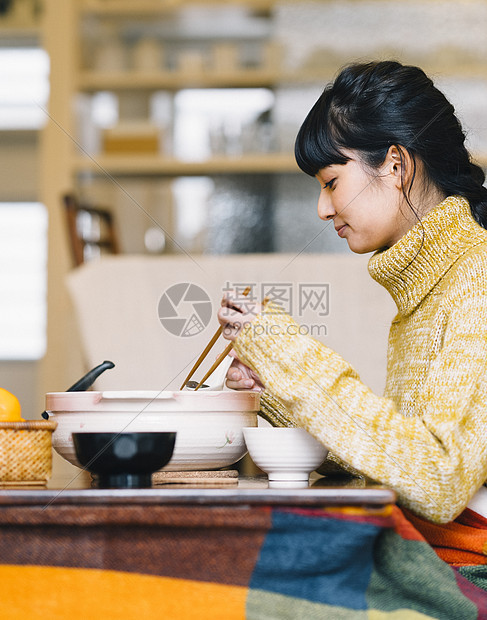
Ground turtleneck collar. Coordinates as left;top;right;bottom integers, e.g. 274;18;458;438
368;196;487;316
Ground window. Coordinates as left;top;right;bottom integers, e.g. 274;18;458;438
0;47;49;130
0;45;49;359
0;203;48;360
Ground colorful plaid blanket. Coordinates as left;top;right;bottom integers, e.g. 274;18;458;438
1;503;487;619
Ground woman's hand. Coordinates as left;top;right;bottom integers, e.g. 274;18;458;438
217;291;264;342
225;352;264;392
217;291;265;391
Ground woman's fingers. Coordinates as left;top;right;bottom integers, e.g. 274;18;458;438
226;377;255;390
220;291;264;317
225;357;264;392
217;301;263;342
227;365;243;381
217;307;244;340
226;375;262;391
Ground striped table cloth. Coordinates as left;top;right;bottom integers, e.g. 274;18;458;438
1;501;487;618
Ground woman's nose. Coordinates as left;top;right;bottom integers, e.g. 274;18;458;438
317;192;336;221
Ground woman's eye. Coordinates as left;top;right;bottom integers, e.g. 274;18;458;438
323;179;336;190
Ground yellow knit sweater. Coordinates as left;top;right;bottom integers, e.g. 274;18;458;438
233;196;487;524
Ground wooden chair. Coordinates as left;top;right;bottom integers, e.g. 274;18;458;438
63;193;120;266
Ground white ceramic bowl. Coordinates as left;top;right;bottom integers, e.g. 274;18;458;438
243;427;328;485
46;390;260;471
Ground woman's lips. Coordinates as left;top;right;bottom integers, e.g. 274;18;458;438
336;224;347;238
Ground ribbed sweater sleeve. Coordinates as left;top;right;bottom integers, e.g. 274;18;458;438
233;298;487;524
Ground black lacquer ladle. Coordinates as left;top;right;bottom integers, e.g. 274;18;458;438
41;360;115;419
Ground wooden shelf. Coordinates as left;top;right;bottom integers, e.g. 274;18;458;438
73;152;299;175
0;26;39;40
81;0;280;16
78;68;284;91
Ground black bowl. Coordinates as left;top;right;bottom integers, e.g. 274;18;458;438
72;431;176;488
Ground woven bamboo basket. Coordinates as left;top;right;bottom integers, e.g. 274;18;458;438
0;420;57;485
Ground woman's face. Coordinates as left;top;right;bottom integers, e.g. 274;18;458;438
315;151;415;254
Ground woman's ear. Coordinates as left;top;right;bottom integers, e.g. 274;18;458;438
385;145;412;190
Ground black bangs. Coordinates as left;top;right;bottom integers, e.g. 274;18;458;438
294;91;351;177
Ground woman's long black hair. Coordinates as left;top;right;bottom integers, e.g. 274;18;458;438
295;60;487;228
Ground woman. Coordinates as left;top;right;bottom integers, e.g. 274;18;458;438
218;61;487;569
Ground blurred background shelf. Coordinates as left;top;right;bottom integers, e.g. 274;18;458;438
78;69;284;90
81;0;280;16
73;153;299;176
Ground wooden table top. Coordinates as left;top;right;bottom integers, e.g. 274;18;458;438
0;474;395;509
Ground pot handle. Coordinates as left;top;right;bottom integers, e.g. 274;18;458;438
41;361;115;419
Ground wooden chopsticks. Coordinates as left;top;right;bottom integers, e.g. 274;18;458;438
193;340;234;390
179;325;224;390
179;286;251;390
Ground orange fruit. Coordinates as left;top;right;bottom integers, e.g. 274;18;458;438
0;388;24;422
